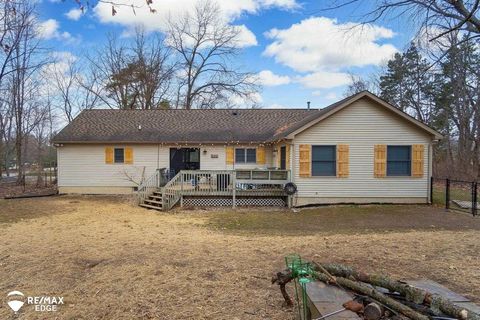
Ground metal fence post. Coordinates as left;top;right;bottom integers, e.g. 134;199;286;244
445;178;450;211
473;182;478;217
430;176;434;205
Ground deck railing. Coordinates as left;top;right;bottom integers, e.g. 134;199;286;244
162;169;290;210
138;169;290;210
137;168;168;204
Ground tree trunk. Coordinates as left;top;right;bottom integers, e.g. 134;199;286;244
312;271;430;320
315;263;479;320
364;302;384;320
271;270;294;307
15;137;22;184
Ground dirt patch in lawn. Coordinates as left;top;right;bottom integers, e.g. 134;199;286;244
0;196;479;320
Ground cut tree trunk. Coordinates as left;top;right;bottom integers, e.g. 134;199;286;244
364;302;384;320
315;263;479;320
312;271;429;320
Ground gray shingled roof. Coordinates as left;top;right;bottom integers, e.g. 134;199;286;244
53;91;441;144
52;108;327;143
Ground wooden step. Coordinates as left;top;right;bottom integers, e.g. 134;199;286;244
149;195;163;200
153;191;163;196
139;203;162;211
144;199;163;205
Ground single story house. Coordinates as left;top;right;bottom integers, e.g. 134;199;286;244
52;91;442;209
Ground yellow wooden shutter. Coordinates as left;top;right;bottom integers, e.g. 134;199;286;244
286;144;291;169
125;147;133;164
256;146;265;165
299;144;311;177
337;145;349;178
412;144;424;178
226;146;234;165
374;145;386;178
105;147;114;164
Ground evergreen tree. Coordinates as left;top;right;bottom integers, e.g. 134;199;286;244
380;43;436;124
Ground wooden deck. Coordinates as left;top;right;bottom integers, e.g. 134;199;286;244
138;169;290;210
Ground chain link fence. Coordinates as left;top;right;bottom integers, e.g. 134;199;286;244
431;177;478;216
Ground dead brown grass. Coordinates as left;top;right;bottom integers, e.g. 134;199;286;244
0;196;479;319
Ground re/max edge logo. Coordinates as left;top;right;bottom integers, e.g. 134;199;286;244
7;290;64;313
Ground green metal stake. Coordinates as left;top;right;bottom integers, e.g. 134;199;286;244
299;277;311;320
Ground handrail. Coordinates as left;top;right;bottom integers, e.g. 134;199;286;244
161;171;185;210
137;168;167;204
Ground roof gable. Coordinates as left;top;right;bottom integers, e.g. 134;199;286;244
282;91;443;140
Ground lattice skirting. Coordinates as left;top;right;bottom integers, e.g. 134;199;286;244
183;197;286;207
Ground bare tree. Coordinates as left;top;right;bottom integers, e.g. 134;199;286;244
85;29;175;109
324;1;480;43
49;56;101;122
6;2;50;183
0;92;14;179
64;0;157;17
343;73;376;97
167;0;258;109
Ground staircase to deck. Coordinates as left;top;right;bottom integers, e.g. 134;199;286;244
139;190;164;211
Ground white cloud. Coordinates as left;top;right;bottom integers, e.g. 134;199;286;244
259;0;299;10
264;17;397;73
262;16;397;90
38;19;60;39
94;0;299;47
38;19;81;44
234;25;258;47
229;91;263;107
296;71;350;89
66;8;84;21
257;70;290;86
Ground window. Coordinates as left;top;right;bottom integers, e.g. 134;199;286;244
312;146;336;176
387;146;411;176
114;148;125;163
235;148;256;163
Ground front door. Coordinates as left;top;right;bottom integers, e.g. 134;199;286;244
280;146;286;170
169;148;200;176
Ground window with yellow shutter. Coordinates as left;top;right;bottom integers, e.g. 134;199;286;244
386;146;411;176
114;148;125;163
312;145;336;176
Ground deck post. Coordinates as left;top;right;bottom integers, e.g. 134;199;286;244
232;171;236;208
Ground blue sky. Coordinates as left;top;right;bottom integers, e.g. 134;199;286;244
37;0;415;109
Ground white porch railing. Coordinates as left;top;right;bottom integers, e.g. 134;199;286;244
139;169;290;210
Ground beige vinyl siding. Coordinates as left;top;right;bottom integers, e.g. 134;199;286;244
200;146;226;170
57;144;168;189
292;97;432;202
58;144;277;193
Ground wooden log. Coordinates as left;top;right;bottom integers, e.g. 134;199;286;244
315;263;480;320
271;269;294;307
364;302;384;320
312;271;430;320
